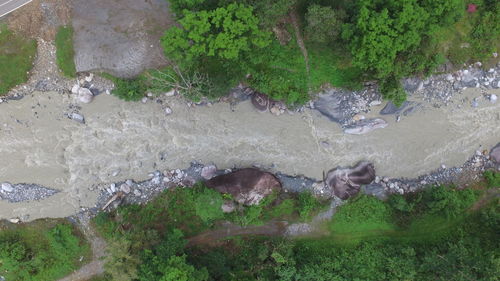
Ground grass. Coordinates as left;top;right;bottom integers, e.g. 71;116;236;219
0;24;37;95
0;219;90;281
55;26;77;77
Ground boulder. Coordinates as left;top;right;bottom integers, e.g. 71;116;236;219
78;88;94;103
344;118;388;135
251;92;269;112
325;162;376;200
362;183;388;200
205;168;281;206
490;143;500;163
70;112;85;124
314;91;349;124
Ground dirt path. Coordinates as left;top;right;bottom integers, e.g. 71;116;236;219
289;10;310;74
59;214;107;281
187;221;288;247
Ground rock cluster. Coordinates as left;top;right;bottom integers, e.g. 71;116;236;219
0;183;59;203
250;92;287;116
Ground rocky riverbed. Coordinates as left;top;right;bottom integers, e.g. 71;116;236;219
0;79;499;221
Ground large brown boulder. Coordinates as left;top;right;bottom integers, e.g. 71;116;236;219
325;162;375;200
205;168;281;206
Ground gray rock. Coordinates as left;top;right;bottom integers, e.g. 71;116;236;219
490;94;497;103
325;161;376;200
490;143;500;163
70;112;85;124
380;101;410;115
71;84;80;94
314;91;349;124
221;201;236;213
362;183;388;200
1;182;13;193
344;118;388;135
205;168;281;206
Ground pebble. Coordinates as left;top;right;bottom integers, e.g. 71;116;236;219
126;179;134;186
1;182;13;193
85;74;94;82
120;184;131;194
111;169;120;177
71;84;80;94
141;97;148;103
382;177;389;183
106;90;111;95
441;164;446;169
471;99;479;108
110;183;116;193
164;106;172;115
9;218;20;224
134;189;142;196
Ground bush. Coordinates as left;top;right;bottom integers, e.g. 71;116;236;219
0;221;89;281
55;26;77;77
0;24;37;95
105;74;148;101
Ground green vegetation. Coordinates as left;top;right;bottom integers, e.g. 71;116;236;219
0;24;37;95
158;0;499;106
55;26;77;77
93;172;499;281
0;219;90;281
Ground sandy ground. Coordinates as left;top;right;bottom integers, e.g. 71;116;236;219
72;0;173;78
0;87;499;220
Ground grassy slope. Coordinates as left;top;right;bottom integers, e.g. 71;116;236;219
55;26;77;77
0;24;37;95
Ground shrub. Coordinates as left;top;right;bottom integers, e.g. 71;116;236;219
297;192;320;221
195;188;224;223
0;24;37;95
55;26;77;77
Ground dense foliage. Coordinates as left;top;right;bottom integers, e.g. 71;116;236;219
55;26;77;78
0;220;89;281
0;24;37;95
158;0;499;105
93;172;499;281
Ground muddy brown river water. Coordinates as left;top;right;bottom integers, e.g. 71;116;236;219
0;88;499;220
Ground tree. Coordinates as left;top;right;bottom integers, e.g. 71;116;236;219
305;4;344;43
162;3;271;64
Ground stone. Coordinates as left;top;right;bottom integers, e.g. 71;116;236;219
9;218;20;224
78;88;94;103
490;143;500;164
165;89;176;96
380;101;410;115
71;84;80;94
471;99;479;108
201;165;217;180
141;97;148;104
490;94;497;103
270;106;282;116
446;74;454;81
85;73;94;82
251;92;269;112
120;184;131;194
134;189;142;196
221;201;236;213
110;183;116;192
324;161;376;200
126;179;134;186
1;182;13;192
164;106;172;115
205;168;281;206
352;114;365;121
70;112;85;124
344;118;388;135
